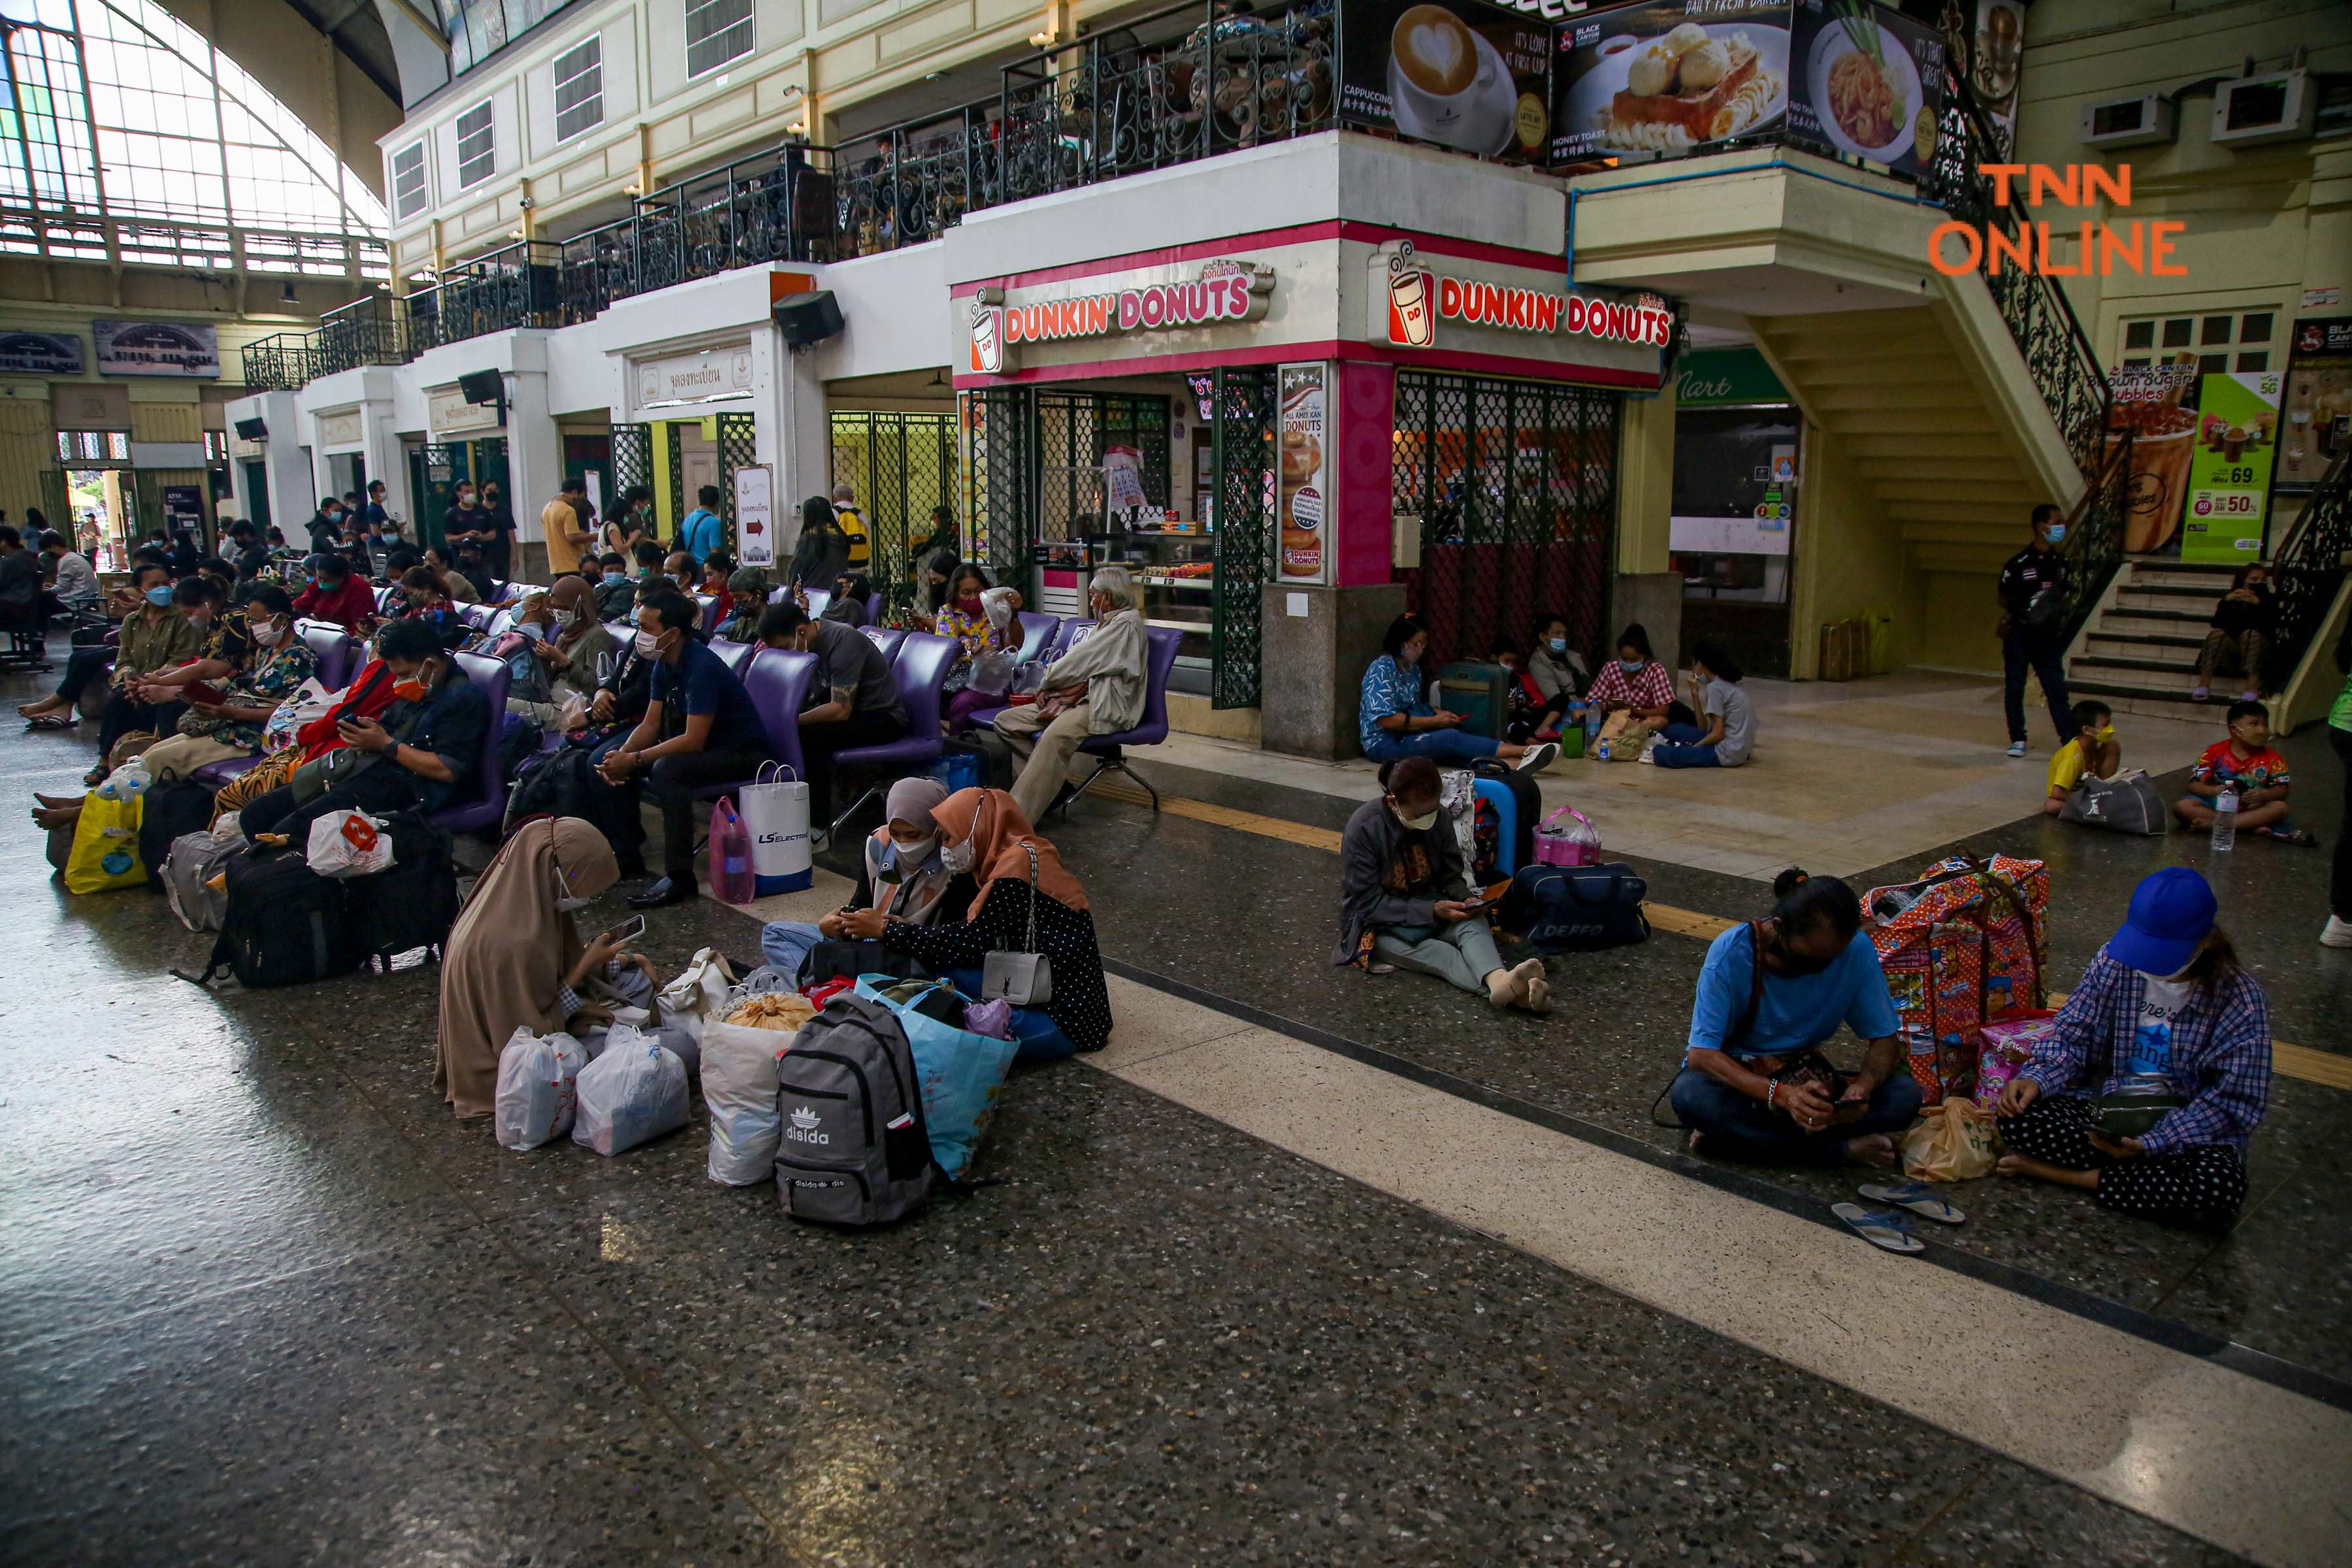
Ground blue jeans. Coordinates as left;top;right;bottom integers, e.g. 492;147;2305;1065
1669;1066;1923;1166
2003;629;2073;745
1651;721;1720;769
1363;728;1501;764
760;920;825;979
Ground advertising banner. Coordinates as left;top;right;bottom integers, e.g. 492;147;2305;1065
1673;345;1788;406
1965;0;2025;159
734;463;776;568
2105;364;2200;557
1276;363;1330;583
1784;0;1947;176
2278;316;2352;493
92;319;219;378
1340;0;1554;166
1550;0;1791;164
2180;371;2282;564
0;330;84;376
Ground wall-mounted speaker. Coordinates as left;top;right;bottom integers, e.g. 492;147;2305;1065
774;289;844;348
458;368;503;405
233;416;267;440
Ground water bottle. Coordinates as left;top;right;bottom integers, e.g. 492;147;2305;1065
2211;783;2237;853
1583;706;1602;746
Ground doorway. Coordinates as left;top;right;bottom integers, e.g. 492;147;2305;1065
406;436;508;551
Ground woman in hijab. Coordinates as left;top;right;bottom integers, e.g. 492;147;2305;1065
435;816;636;1119
758;777;974;975
836;786;1113;1053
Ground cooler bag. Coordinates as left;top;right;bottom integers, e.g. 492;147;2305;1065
1864;853;2048;1105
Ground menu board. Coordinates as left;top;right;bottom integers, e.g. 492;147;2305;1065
2278;316;2352;493
1784;0;1947;176
1340;0;1554;166
1550;0;1791;164
2180;371;2283;564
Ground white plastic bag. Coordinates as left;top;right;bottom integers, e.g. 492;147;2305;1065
306;808;392;877
495;1028;588;1151
264;677;335;751
657;947;736;1045
572;1040;690;1156
701;1017;788;1184
606;1016;699;1079
738;762;811;896
95;757;151;802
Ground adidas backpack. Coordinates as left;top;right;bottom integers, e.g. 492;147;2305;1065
772;992;936;1226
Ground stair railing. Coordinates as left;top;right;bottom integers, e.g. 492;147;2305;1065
2054;428;2135;648
2262;448;2351;693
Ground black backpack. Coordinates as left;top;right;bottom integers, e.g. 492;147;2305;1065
1500;860;1652;952
344;813;460;970
504;744;637;850
178;847;367;988
137;780;218;885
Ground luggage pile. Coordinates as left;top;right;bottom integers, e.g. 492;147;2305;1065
1862;853;2049;1106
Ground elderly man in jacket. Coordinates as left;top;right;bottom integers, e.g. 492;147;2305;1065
994;565;1149;822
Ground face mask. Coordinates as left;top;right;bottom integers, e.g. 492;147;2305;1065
940;838;977;875
1620;658;1642;673
551;608;576;630
457;495;474;508
876;836;936;884
392;678;426;703
604;570;628;586
633;629;664;659
251;619;286;648
139;585;172;607
2044;525;2066;544
1391;800;1440;832
551;865;593;913
1548;638;1568;654
954;595;984;616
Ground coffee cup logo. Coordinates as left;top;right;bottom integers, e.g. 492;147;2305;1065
969;305;1002;374
1388;267;1435;348
1394;5;1478;102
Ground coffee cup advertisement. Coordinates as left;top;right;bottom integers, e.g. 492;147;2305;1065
1340;0;1553;165
2105;365;2200;556
2277;316;2352;494
2181;371;2282;564
1550;0;1791;165
1277;363;1331;583
1785;0;1946;176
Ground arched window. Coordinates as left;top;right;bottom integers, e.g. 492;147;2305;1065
0;0;387;276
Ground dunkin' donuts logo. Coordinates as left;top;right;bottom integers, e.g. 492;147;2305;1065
1382;240;1673;350
968;260;1275;374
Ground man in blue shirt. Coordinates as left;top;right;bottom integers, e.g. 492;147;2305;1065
1669;872;1919;1166
679;485;726;566
598;588;772;907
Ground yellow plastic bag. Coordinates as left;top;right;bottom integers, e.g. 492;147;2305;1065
63;791;146;895
1901;1098;1999;1182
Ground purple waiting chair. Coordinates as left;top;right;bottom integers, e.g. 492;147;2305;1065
710;638;757;676
690;648;817;806
859;625;906;661
823;630;956;843
296;620;359;691
1056;625;1183;817
429;650;514;835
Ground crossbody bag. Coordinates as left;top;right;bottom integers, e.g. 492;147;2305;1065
980;840;1054;1006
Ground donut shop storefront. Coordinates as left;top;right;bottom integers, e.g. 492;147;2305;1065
949;229;1673;758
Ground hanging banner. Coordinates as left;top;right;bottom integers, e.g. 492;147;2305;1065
734;463;775;568
1277;363;1330;584
0;330;85;375
2278;316;2352;493
1341;0;1554;165
2105;365;2200;556
2180;371;2282;564
1784;0;1947;177
1102;445;1151;523
1965;0;2025;160
93;319;220;378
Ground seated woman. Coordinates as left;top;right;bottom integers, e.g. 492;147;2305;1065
505;576;614;729
238;617;489;845
1650;640;1756;768
1581;622;1683;732
939;565;1023;734
1517;614;1585;742
713;567;771;642
1670;870;1920;1166
423;544;481;604
1995;867;2266;1228
822;571;873;627
698;551;738;602
759;777;978;977
1334;756;1548;1012
434;817;649;1119
593;551;638;620
834;786;1114;1053
2192;562;2274;703
1358;614;1556;771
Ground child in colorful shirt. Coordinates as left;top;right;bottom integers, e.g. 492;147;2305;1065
2172;700;2315;845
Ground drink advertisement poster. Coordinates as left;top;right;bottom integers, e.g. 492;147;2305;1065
2180;372;2281;564
1550;0;1790;165
1339;0;1553;168
2106;365;2200;555
1784;0;1946;178
2277;316;2351;493
1277;363;1330;583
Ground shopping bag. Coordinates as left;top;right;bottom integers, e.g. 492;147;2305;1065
855;974;1017;1180
656;947;737;1045
700;1017;787;1185
1901;1099;2001;1182
305;808;393;877
494;1028;588;1151
707;796;757;904
738;762;811;895
1973;1009;2059;1112
1532;806;1601;868
264;678;336;751
571;1039;691;1156
63;790;146;895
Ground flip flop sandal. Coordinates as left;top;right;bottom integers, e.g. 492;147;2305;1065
22;714;73;730
2263;827;2319;847
1857;1181;1966;1225
1831;1203;1925;1254
1367;962;1398;975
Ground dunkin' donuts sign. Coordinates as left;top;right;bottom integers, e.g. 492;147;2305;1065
969;260;1276;373
1382;239;1672;350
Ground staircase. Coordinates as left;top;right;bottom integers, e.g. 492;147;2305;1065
2066;559;2244;718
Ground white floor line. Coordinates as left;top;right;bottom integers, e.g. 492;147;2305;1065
1092;975;2352;1568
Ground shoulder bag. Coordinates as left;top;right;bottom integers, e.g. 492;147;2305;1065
980;840;1054;1005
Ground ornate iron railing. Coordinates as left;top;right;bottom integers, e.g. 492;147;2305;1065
311;296;405;377
2262;449;2351;693
403;238;563;353
834;103;1000;261
2053;431;2135;649
240;332;316;391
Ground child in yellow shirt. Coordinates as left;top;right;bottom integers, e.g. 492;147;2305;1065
2043;699;2119;815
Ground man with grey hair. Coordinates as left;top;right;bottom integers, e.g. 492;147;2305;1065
994;566;1149;821
830;481;870;572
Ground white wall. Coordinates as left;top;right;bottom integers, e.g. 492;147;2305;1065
814;243;951;383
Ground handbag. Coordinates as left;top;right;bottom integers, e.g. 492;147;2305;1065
738;761;812;895
289;742;379;805
980;840;1054;1005
1531;805;1601;867
2059;770;2164;835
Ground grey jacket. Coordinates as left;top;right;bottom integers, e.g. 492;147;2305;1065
1049;606;1149;734
1333;796;1471;966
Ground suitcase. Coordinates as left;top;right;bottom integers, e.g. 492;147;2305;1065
180;847;366;988
1435;661;1508;742
1469;758;1537;877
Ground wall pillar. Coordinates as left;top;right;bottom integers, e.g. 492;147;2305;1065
753;326;828;557
358;374;408;530
1614;385;1682;668
503;335;564;577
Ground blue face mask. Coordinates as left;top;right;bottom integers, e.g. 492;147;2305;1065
2044;524;2066;544
604;570;628;585
144;585;174;608
1620;657;1642;673
1548;638;1568;654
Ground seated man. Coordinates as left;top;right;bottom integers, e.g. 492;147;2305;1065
40;531;99;620
1669;869;1921;1168
993;566;1151;823
239;616;490;844
758;600;905;829
714;566;770;642
2043;699;2119;817
598;589;774;907
454;538;498;603
93;566;205;783
2172;700;2314;846
291;551;378;633
0;523;41;633
593;551;637;620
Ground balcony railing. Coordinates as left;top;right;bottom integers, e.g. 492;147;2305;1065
404;238;564;352
241;332;317;392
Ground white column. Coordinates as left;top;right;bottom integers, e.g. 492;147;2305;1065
752;324;828;556
359;371;409;529
503;335;564;550
255;391;312;537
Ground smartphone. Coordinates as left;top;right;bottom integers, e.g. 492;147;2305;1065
600;913;646;946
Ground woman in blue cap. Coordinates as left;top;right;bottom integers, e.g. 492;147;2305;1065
1995;866;2270;1228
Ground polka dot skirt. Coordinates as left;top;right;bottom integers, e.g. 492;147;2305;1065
1999;1094;2247;1228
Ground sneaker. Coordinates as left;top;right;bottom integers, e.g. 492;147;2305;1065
2006;740;2027;758
2322;915;2352;950
2191;686;2210;702
1515;741;1560;773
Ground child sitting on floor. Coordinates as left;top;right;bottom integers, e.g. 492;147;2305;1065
2043;699;2120;816
2172;700;2317;846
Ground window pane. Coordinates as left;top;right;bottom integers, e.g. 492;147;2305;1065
2124;320;2155;350
2235;351;2268;372
2123;356;2150;368
2200;315;2233;346
2197;353;2229;374
685;0;754;77
2239;312;2273;344
2161;318;2193;348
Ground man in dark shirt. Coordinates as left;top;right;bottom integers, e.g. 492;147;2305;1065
599;588;774;906
1996;502;2074;757
474;481;516;580
304;497;346;556
443;480;482;563
454;538;498;602
759;600;906;830
227;521;270;585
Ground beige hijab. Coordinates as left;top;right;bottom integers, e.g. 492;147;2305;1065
433;817;619;1119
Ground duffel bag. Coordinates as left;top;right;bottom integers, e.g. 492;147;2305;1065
137;781;218;883
2060;770;2164;835
162;823;246;933
799;938;929;988
1500;860;1650;952
178;847;365;988
344;813;460;970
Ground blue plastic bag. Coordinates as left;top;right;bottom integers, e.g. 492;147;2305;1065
930;749;987;794
854;974;1016;1179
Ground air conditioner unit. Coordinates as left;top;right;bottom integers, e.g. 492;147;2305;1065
2211;70;2315;148
2080;94;2176;151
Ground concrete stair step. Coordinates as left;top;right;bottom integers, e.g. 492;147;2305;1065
2065;685;2251;723
2085;631;2204;660
2127;562;2242;589
2116;588;2223;613
2074;652;2202;678
2097;609;2213;634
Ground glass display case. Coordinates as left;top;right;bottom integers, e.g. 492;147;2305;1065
1105;521;1215;669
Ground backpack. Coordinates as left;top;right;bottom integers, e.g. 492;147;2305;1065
137;780;218;883
772;994;936;1227
344;813;460;970
162;828;246;932
504;743;638;850
179;847;366;988
1499;860;1651;951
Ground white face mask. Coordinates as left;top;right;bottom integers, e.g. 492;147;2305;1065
940;838;977;875
1392;800;1440;832
250;618;286;648
632;628;664;659
550;608;576;630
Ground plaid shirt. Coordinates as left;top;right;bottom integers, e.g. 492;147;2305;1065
2018;948;2270;1154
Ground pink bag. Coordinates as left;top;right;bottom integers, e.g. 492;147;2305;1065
1532;806;1601;868
708;796;757;905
